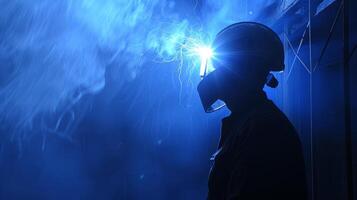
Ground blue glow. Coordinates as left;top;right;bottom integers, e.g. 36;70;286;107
0;0;277;135
0;1;350;199
0;0;215;134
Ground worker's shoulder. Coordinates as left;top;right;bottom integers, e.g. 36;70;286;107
248;100;296;134
243;100;302;149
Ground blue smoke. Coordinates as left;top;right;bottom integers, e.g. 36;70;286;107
0;0;282;136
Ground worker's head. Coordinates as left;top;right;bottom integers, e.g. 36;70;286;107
197;22;284;113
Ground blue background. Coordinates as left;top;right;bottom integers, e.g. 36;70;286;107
0;0;356;199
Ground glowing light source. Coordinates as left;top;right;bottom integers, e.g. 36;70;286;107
196;46;213;60
195;46;214;78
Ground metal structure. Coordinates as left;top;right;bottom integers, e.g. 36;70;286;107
273;0;355;199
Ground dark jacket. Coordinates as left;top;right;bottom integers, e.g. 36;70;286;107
207;97;307;200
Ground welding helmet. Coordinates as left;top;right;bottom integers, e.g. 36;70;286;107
197;22;285;113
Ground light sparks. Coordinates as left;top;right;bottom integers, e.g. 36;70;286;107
163;33;215;78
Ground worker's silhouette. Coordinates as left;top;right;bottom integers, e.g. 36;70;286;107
197;22;307;200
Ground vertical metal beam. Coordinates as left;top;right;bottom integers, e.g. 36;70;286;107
308;1;315;200
343;0;354;199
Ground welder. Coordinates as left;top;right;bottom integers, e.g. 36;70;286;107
197;22;307;200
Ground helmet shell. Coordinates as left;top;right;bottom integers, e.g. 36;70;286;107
213;22;285;72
